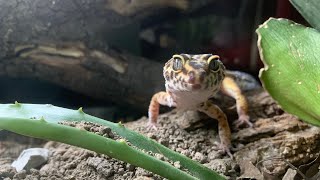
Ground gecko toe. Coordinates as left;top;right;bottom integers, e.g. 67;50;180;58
233;114;252;129
146;121;158;131
214;142;233;158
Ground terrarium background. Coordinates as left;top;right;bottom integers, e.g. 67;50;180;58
0;0;304;122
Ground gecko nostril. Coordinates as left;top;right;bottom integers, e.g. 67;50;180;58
187;71;195;84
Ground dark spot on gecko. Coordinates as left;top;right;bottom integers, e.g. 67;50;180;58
213;76;217;84
182;67;188;75
174;72;179;78
165;72;170;80
199;71;206;83
212;77;217;86
173;80;177;85
170;71;174;80
188;71;195;84
181;77;186;83
189;61;203;69
210;78;213;87
217;73;222;81
177;76;181;82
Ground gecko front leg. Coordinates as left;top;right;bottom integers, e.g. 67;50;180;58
198;101;232;157
148;91;176;130
221;76;252;128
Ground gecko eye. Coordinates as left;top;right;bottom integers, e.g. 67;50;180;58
172;55;185;71
207;55;220;72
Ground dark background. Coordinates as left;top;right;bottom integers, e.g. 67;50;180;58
0;0;305;122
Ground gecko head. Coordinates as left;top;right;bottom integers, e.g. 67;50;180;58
163;54;226;92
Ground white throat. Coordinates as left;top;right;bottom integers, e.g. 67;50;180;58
170;90;214;110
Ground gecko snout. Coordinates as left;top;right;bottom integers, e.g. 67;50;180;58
187;71;203;90
188;70;206;84
187;71;196;84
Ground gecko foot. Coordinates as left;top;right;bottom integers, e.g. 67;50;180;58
146;121;158;131
233;114;252;129
214;142;233;158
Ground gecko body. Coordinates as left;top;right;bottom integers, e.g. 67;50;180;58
148;54;252;155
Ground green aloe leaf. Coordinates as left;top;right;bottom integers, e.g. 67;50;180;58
0;117;196;180
290;0;320;31
257;18;320;126
0;103;224;180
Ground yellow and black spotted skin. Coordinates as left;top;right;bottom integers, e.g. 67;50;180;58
164;54;225;93
148;54;252;156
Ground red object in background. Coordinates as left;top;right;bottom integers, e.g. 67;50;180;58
276;0;306;24
208;39;252;71
276;0;292;18
206;0;307;74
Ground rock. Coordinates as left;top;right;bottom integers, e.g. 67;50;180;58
12;170;27;179
282;168;297;180
193;152;207;163
0;164;16;178
305;162;320;178
238;159;264;180
11;148;49;172
204;159;231;175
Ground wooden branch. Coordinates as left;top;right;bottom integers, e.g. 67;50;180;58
0;42;164;110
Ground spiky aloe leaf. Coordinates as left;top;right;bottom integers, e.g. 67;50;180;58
0;103;224;180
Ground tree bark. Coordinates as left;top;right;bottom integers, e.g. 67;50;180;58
0;0;138;59
0;42;164;110
0;0;170;110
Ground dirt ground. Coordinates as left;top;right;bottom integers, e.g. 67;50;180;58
1;88;320;180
